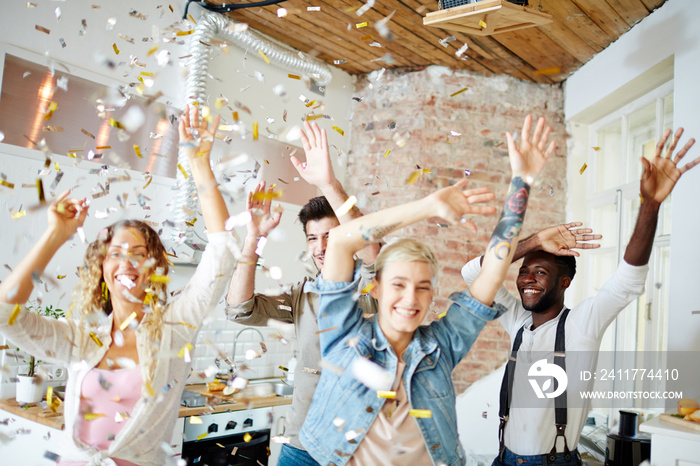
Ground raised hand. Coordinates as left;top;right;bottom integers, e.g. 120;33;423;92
506;115;556;184
246;181;283;238
536;222;601;257
48;190;88;242
178;105;221;168
428;179;497;232
641;128;697;204
291;121;337;189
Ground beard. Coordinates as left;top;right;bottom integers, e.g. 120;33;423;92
520;287;560;314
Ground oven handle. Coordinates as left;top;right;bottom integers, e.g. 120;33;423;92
212;431;270;449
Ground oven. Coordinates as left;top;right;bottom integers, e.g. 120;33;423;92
180;390;272;466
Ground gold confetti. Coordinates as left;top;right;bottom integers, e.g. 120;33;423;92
84;413;106;421
410;409;432;418
0;180;15;189
150;274;171;284
109;118;124;129
57;275;66;279
82;129;95;139
178;343;194;358
147;45;159;56
336;195;357;217
579;163;587;175
43;126;63;132
258;49;271;64
592;146;600;151
96;145;111;150
288;74;301;80
332;125;345;136
189;415;203;424
640;193;644;204
197;432;208;440
305;100;317;108
44;102;58;120
251;190;282;201
113;43;120;55
143;175;153;189
243;433;252;443
534;66;561;75
438;311;447;319
145;381;155;398
306;114;323;121
119;312;138;331
8;304;21;325
361;282;375;294
89;332;103;347
35;25;50;34
316;326;338;334
187;14;197;24
46;386;53;405
37;178;46;204
377;391;396;399
178;320;198;329
54;162;61;171
450;87;469;98
479;19;487;28
176;30;193;36
406;170;421;185
356;22;369;28
383;148;391;158
360;34;373;41
12;211;27;219
253;122;259;140
278;365;289;372
178;164;188;178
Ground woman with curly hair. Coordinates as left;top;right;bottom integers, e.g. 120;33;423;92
0;106;235;465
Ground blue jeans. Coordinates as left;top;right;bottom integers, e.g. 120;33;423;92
278;444;320;466
492;448;582;466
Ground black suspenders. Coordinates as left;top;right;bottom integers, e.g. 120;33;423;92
498;308;572;462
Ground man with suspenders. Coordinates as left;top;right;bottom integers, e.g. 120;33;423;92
461;128;697;465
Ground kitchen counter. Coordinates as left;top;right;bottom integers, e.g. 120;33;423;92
0;384;291;429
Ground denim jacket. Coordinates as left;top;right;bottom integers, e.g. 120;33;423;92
299;267;507;466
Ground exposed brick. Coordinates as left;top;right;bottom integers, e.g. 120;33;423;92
347;66;565;395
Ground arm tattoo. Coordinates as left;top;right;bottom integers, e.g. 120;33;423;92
487;176;530;260
360;222;402;242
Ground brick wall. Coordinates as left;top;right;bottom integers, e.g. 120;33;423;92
345;65;567;394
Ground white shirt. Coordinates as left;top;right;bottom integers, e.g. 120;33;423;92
0;231;238;465
461;257;648;456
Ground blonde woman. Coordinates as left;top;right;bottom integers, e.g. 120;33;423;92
300;115;555;466
0;106;235;465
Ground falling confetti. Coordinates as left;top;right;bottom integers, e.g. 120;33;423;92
579;163;587;175
356;22;369;28
450;88;469;98
336;195;357;217
383;148;391;158
258;50;270;64
479;19;487;28
377;391;396;399
534;66;561;75
44;102;58;120
409;409;432;418
112;43;120;55
35;25;51;34
7;304;21;325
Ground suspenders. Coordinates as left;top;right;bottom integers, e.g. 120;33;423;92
498;308;572;462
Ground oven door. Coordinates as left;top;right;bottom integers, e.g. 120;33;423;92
182;429;270;466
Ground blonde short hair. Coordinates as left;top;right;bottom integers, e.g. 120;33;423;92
374;238;438;283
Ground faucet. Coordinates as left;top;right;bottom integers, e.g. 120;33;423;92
229;327;267;377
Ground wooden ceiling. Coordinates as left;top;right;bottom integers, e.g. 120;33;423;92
215;0;667;84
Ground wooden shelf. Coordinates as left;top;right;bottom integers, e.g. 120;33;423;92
423;0;553;36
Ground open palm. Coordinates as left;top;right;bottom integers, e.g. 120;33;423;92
506;115;556;183
641;128;697;204
246;181;282;238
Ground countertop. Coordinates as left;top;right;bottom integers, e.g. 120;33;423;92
0;384;292;430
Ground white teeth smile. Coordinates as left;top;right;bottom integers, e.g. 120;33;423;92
523;289;541;295
394;307;418;317
116;275;137;289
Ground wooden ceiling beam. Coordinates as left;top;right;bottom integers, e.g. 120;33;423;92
638;0;668;12
539;0;613;50
570;0;630;37
603;0;652;26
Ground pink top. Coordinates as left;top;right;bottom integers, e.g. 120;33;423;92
62;366;142;466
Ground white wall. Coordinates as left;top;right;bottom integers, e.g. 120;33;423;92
565;0;700;354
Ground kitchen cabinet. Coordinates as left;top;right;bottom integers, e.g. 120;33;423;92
269;403;292;465
0;407;65;464
640;417;700;466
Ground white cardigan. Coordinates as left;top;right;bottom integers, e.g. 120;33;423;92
0;231;238;465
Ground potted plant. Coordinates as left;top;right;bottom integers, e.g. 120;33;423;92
15;303;64;404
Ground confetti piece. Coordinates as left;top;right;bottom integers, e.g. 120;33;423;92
356;22;369;28
0;180;15;189
579;163;587;174
332;125;345;136
534;66;561;75
334;59;347;65
178;320;198;329
36;178;46;204
306;114;323;121
35;25;50;34
316;326;338;334
145;381;155;398
305;100;317;108
360;35;373;41
243;433;252;442
288;74;300;80
258;50;270;64
410;409;432;418
336;195;357;217
109;118;124;129
44;102;58;120
277;8;288;17
178;164;188;178
593;146;600;151
456;43;469;57
482;411;488;419
438;311;447;319
12;211;27;219
150;274;171;284
479;20;487;28
112;43;120;55
197;433;208;440
8;304;21;325
132;145;142;158
307;6;320;11
383;148;391;158
406;170;421;185
85;413;106;421
178;343;194;359
450;87;469;98
89;332;103;347
271;436;290;444
189;415;202;424
640;193;644;203
361;282;375;294
377;391;396;399
119;312;138;331
278;366;288;372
